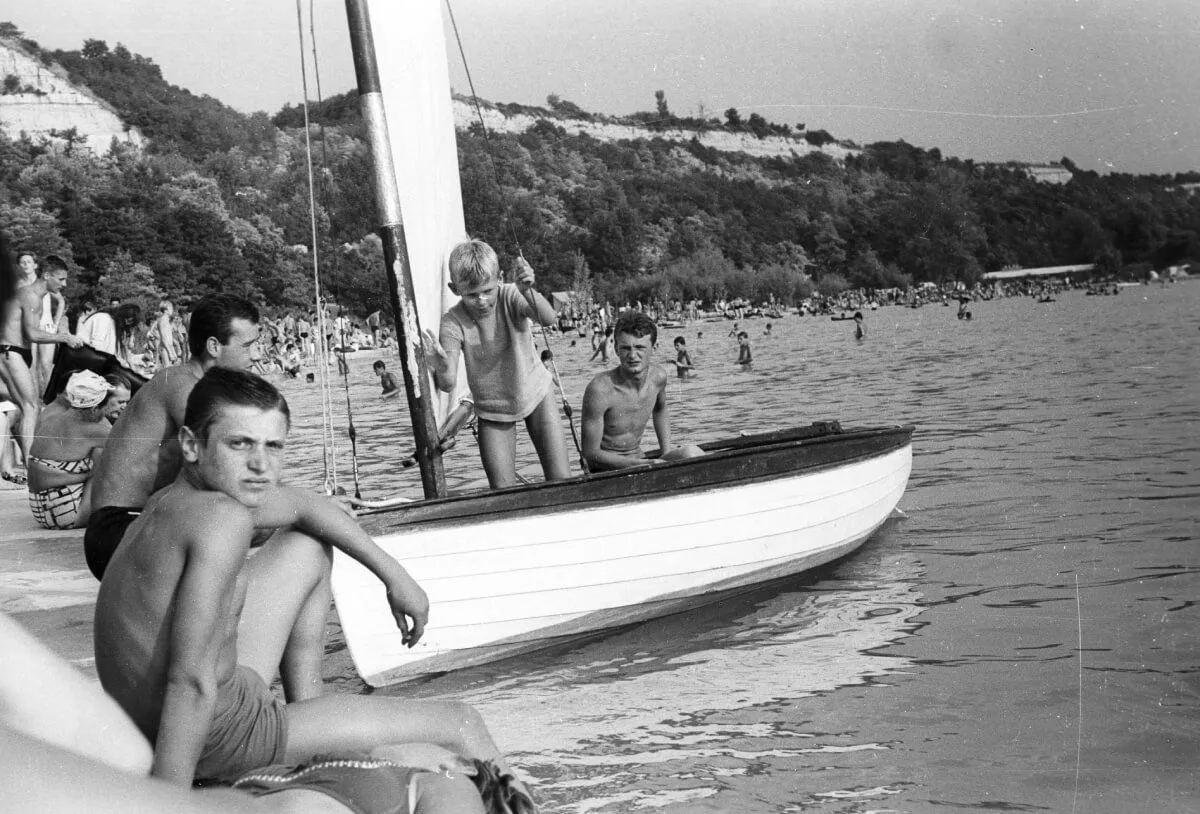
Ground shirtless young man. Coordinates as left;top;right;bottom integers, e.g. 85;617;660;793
93;367;516;802
85;294;264;582
0;254;84;470
580;312;703;472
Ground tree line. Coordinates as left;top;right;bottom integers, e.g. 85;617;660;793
2;31;1198;321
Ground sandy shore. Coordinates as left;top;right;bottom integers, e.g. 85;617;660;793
0;483;97;675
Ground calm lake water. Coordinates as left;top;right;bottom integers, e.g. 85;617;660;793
277;282;1199;813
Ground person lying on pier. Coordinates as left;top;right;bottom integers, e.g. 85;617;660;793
423;239;570;489
26;370;113;529
1;610;532;813
93;367;532;806
581;312;703;472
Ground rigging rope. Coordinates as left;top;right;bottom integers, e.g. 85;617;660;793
445;0;589;473
307;0;364;499
293;0;340;494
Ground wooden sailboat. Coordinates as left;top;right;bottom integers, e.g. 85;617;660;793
330;0;914;687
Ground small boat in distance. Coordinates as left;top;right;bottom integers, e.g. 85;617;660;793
329;0;914;686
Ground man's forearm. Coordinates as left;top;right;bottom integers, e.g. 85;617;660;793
153;679;215;785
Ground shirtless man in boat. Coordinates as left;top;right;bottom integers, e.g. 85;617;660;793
0;254;84;477
93;367;521;803
580;311;703;471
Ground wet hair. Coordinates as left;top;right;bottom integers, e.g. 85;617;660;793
183;367;289;444
853;311;863;320
540;349;553;362
737;331;749;340
188;295;260;359
613;311;657;345
372;360;386;371
673;336;685;346
40;254;68;277
448;238;500;289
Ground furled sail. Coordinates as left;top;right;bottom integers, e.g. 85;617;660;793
362;0;468;424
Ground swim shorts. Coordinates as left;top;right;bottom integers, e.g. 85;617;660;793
194;666;289;783
0;344;33;367
233;754;425;814
29;483;87;530
83;505;141;580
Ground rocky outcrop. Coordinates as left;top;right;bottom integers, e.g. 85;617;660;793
451;102;858;163
0;39;144;153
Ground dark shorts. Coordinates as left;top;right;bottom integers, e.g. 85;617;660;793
0;344;33;367
83;505;141;580
195;666;289;783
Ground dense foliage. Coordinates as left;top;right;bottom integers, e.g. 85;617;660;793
3;33;1199;319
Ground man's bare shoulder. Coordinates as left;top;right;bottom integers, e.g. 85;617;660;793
116;365;199;427
583;368;620;399
142;485;255;554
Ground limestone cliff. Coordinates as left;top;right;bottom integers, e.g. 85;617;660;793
451;101;858;163
0;39;144;153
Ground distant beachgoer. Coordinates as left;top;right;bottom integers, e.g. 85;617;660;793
374;359;400;398
76;300;118;355
736;331;752;365
335;347;349;376
589;325;612;363
100;373;132;425
581;312;703;471
282;343;301;378
764;323;772;336
154;300;182;369
27;370;113;529
853;311;865;340
0;254;84;470
0;389;20;485
728;321;740;337
672;336;695;378
423;239;570;489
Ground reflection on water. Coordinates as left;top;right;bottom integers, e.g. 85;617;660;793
280;284;1200;812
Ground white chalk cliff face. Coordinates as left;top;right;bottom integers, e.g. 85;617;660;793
0;40;144;154
451;102;858;163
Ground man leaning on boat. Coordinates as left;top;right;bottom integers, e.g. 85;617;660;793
581;311;703;471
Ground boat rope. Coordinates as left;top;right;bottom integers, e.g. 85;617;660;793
307;0;364;499
445;0;589;474
292;0;339;494
294;0;368;498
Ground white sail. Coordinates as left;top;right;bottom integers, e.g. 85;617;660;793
364;0;467;423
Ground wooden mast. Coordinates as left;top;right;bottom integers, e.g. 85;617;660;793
344;0;446;498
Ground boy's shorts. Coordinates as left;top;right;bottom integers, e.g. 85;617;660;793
195;666;289;782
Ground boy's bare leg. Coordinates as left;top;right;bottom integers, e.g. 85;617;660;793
476;419;517;489
237;530;333;702
524;395;571;481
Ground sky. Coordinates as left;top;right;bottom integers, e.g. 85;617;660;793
13;0;1200;175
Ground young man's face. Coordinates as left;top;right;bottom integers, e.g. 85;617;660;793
453;275;499;319
17;255;36;278
44;269;68;294
212;317;262;370
615;331;654;374
183;405;287;508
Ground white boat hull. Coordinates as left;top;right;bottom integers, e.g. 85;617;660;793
332;435;912;686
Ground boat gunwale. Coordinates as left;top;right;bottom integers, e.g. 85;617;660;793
357;424;914;532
